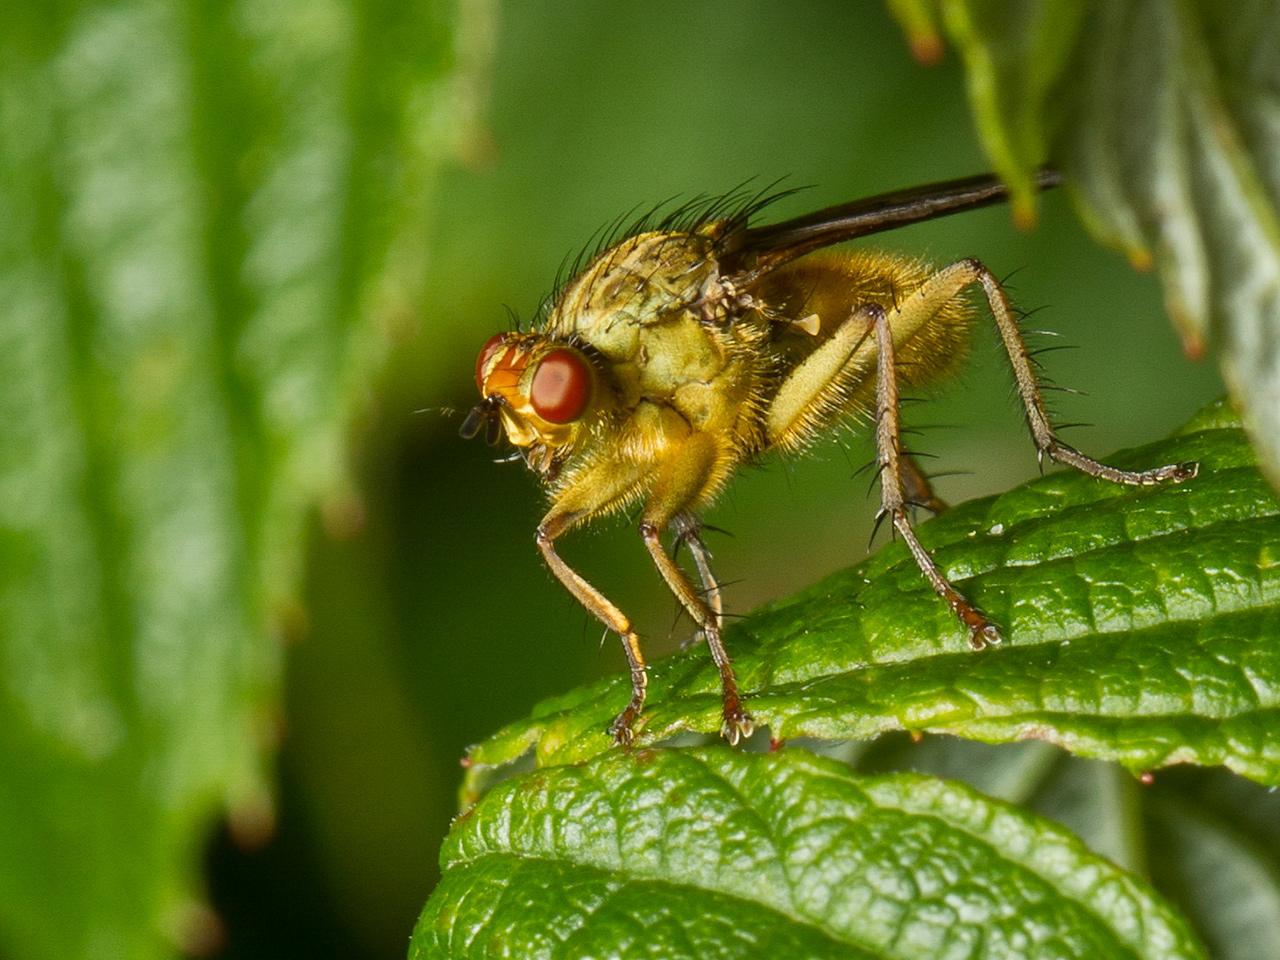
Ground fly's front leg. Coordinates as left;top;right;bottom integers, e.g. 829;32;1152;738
535;459;652;746
927;258;1198;485
536;510;650;745
641;435;753;744
869;304;1002;649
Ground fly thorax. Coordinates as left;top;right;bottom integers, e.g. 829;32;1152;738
634;313;726;396
547;231;721;356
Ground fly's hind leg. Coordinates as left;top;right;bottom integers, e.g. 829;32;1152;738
761;264;1195;651
925;258;1198;485
872;258;1197;646
868;304;1002;648
641;434;753;744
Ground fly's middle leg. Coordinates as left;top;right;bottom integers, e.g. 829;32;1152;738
670;514;753;740
642;434;753;744
645;519;752;744
900;453;950;515
673;512;724;643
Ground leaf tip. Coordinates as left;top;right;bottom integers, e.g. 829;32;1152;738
908;32;946;66
1126;246;1154;273
1012;198;1038;232
1180;329;1207;362
457;125;500;173
888;0;944;64
164;901;225;957
321;489;368;539
227;787;277;850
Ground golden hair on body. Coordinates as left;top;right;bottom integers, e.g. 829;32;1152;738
462;172;1198;746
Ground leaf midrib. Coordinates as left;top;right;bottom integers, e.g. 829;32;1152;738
758;605;1276;684
447;755;1164;960
758;454;1266;624
442;849;870;958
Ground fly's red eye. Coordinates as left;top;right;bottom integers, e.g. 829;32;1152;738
475;333;507;392
530;349;591;424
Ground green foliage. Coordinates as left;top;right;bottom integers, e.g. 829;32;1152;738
0;2;478;957
888;0;1280;486
461;404;1280;801
2;1;1272;957
421;404;1280;957
417;748;1205;959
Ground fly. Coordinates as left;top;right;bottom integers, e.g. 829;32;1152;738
461;170;1198;746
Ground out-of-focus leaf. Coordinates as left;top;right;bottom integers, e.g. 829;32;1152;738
462;403;1279;802
1146;794;1280;960
887;0;1280;486
894;0;1087;224
850;734;1280;959
415;748;1204;959
0;1;484;957
857;735;1149;871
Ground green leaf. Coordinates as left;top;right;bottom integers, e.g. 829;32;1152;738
1146;793;1280;960
0;2;482;958
415;748;1205;959
462;403;1280;802
887;0;1280;486
847;735;1280;960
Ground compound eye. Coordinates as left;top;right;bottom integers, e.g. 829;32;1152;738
530;349;591;424
474;333;508;392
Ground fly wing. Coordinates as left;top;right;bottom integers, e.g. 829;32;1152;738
720;169;1061;283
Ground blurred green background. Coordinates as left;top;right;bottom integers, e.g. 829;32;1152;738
0;2;1226;959
273;3;1222;957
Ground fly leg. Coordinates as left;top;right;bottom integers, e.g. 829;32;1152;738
763;302;996;645
535;460;653;745
673;512;723;637
641;435;753;744
868;304;1002;648
900;453;949;516
765;305;876;450
537;510;649;745
919;259;1198;485
872;259;1196;644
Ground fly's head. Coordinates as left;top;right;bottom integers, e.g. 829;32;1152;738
461;332;607;475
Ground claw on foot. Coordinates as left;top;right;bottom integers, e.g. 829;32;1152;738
953;599;1002;650
969;620;1003;650
608;706;640;747
1138;459;1199;484
720;698;755;745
